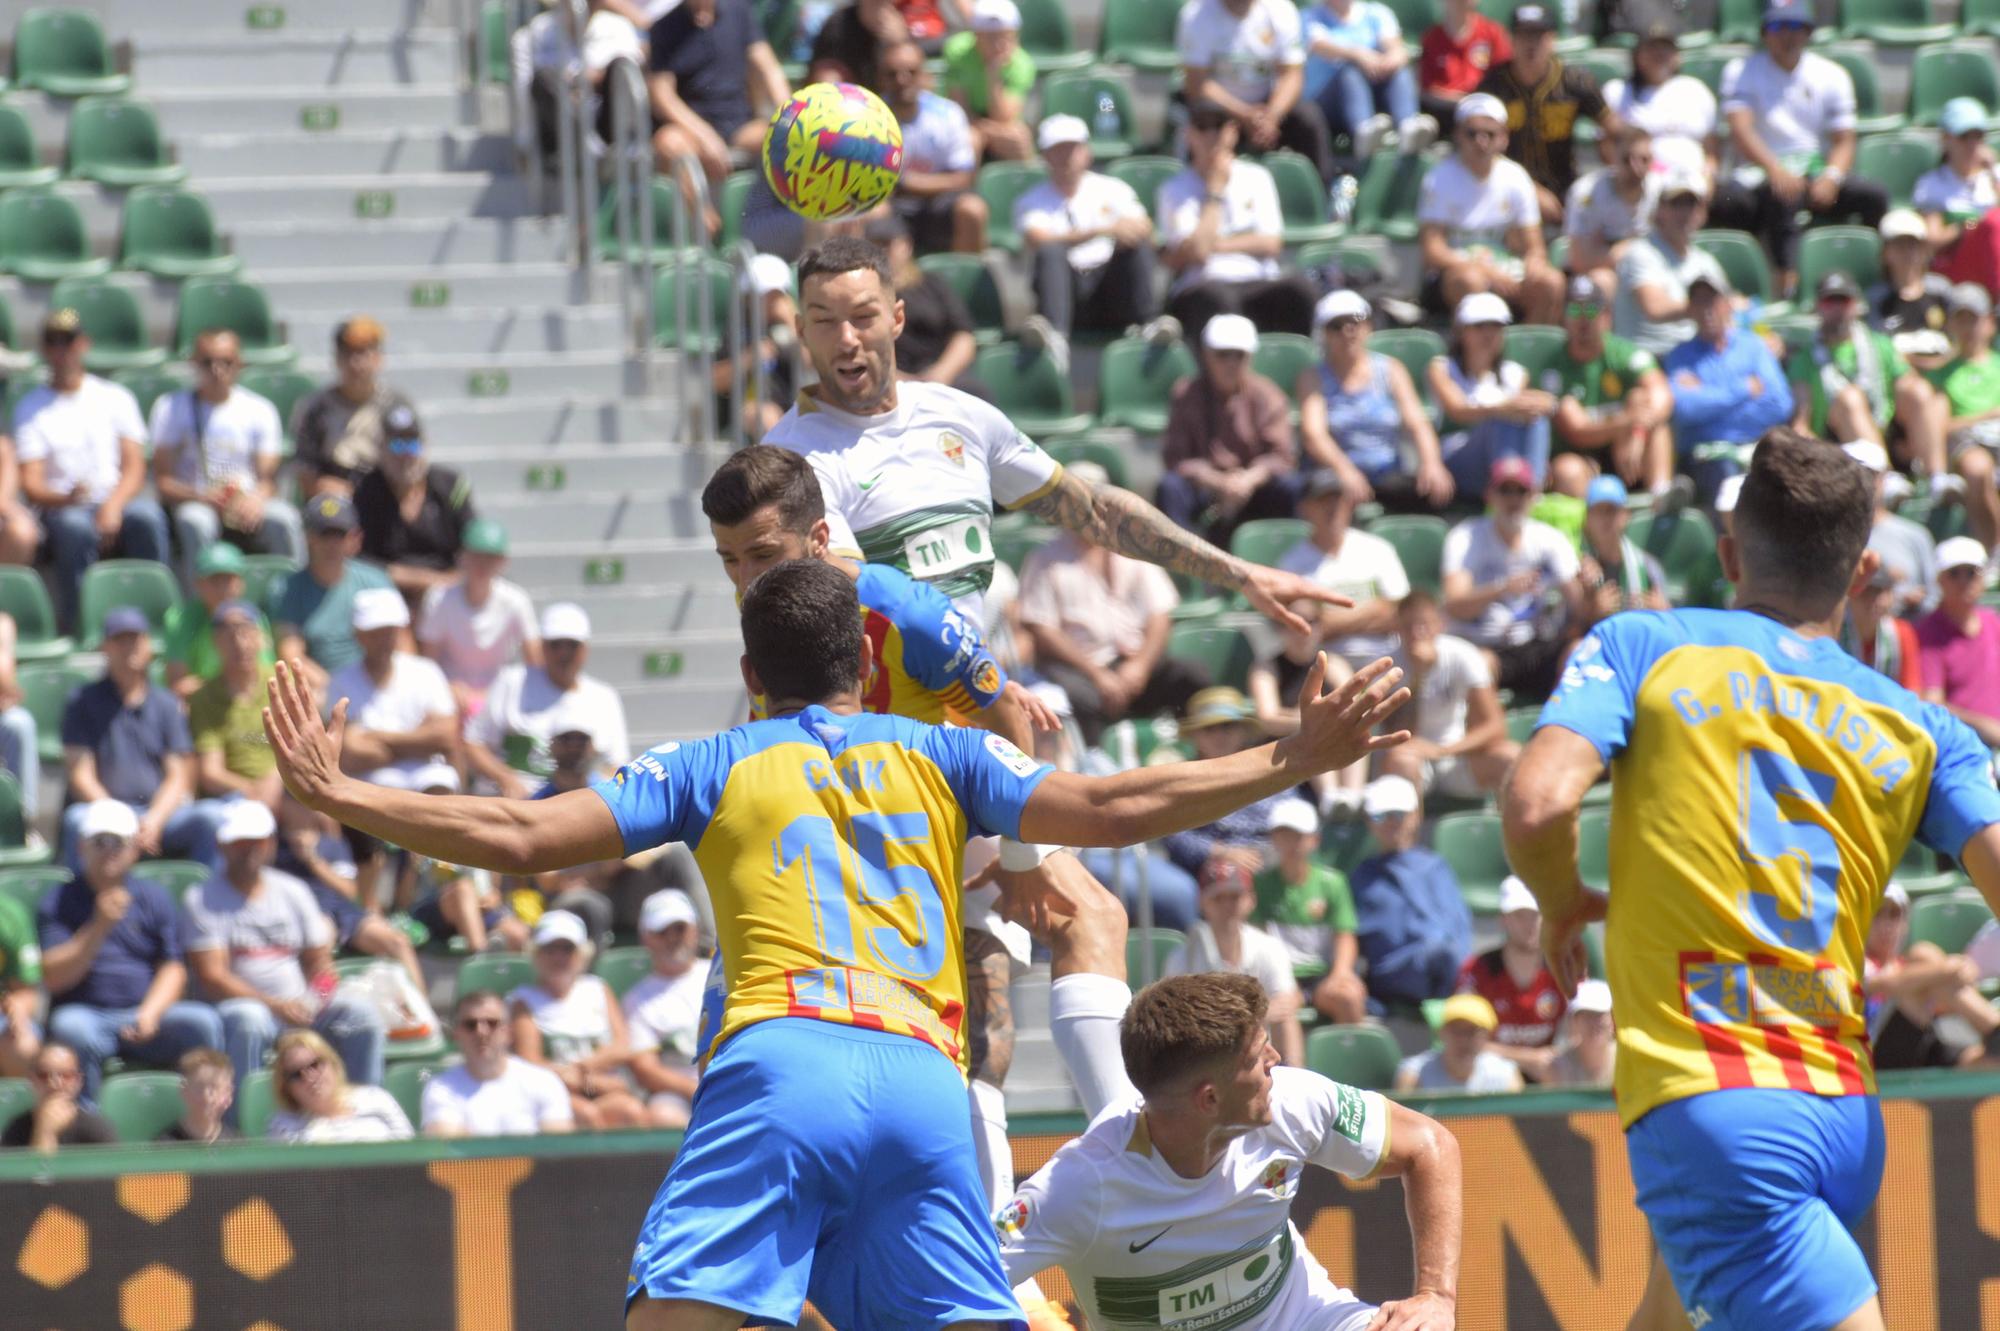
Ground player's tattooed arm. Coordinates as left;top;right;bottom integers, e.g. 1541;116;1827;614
964;928;1015;1087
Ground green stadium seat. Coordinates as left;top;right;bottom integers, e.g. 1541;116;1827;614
12;9;131;96
1794;227;1883;304
1503;324;1569;382
1577;807;1612;891
66;96;187;187
595;180;683;263
1718;0;1765;43
135;859;211;897
974;161;1049;252
1352;151;1427;242
1099;715;1191;765
1569;48;1629;88
0;190;110;282
1505;705;1540;744
1043;432;1133;489
99;1071;185;1141
173;278;294;366
1821;45;1907;135
1037;71;1143;158
1098;334;1197;434
77;558;182;649
1964;0;2000;38
1909;43;2000;127
651;257;733;353
119;186;241;280
237;1068;274;1137
1839;0;1954;45
1264;151;1342;245
454;952;538;1004
1014;0;1094;72
917;252;1006;346
1853;133;1938;207
1166;620;1256;689
1098;0;1182;72
592;945;653;997
1906;891;1994;954
110;365;190;422
1252;332;1319;408
240;553;300;618
1125;927;1185;983
992;515;1059;571
1628;507;1726;607
1895;839;1965;895
16;662;85;766
0;1076;31;1128
238;367;316;441
1230;517;1309;567
1367;514;1449;594
0;102;56;189
1106;155;1182;223
382;1059;442;1126
1680;48;1736;96
1432;811;1508;913
1305;1023;1401;1090
0;772;47;868
971;342;1092;435
481;0;512;83
48;277;164;372
0;864;68;914
1368;327;1447;391
1296;234;1395;285
0;566;70;662
714;170;756;254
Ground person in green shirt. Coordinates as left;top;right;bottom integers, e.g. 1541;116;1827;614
0;892;42;1078
163;541;276;702
1926;283;2000;558
1544;274;1673;499
189;601;280;806
1253;797;1365;1024
1785;271;1948;483
941;0;1036;162
271;493;393;686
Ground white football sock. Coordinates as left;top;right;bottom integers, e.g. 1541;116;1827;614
1049;971;1136;1119
968;1076;1013;1210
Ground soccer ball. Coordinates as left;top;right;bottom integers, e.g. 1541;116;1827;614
762;82;905;222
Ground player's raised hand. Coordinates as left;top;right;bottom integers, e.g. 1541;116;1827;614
263;658;349;813
1005;679;1064;733
1238;562;1356;635
1368;1288;1456;1330
1288;654;1411;775
1540;885;1608;999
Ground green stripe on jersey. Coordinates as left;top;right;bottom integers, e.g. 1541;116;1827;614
1092;1223;1294;1329
855;500;996;600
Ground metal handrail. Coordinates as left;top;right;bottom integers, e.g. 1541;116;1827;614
725;240;771;449
667;153;720;447
554;0;593;262
607;59;653;341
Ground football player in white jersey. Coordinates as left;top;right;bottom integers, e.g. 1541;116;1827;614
997;973;1462;1331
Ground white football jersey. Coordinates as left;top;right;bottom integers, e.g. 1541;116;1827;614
996;1067;1390;1331
764;381;1064;613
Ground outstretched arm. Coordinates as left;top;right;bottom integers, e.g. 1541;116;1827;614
1500;724;1607;997
264;661;625;874
1366;1102;1462;1331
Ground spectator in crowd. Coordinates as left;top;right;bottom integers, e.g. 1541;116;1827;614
1416;0;1511;128
808;0;905;86
1394;992;1523;1092
1277;468;1409;670
1418;94;1562;325
509;0;643;159
468;602;631;797
868;214;984;394
623;889;707;1128
417;519;541;717
647;0;789;233
1711;0;1885;286
1873;209;1953;371
149;328;304;586
1441;457;1584;698
941;0;1034;162
1843;563;1922;690
510;909;648;1130
189;598;281;812
354;406;475;601
1787;272;1947;479
0;396;41;570
1298;290;1453;512
1864;883;2000;1069
273;494;396;687
1163;858;1305;1068
184;800;388;1093
1428;291;1556;495
521;722;673;942
1474;4;1618;224
38;800;224;1101
1545;978;1615;1087
1351;775;1473;1005
1245;596;1359;806
1158;315;1303;544
1547;276;1674;498
1163;687;1292;883
1563;127;1659;299
1018;470;1206;750
60;609;221;870
1256;798;1365;1024
1158;99;1317;339
1015;116;1160;365
1382;588;1517;799
712;251;802;437
1914;98;2000;253
403;774;528;954
422;989;574;1138
1613;166;1726;357
291;317;416;496
0;887;39;1079
1600;22;1719;180
876;38;988;254
1576;475;1671;631
1663;272;1795;500
13;309;169;631
1917;537;2000;747
1178;0;1333;184
1846;439;1937;616
158;1046;236;1143
328;588;458;792
164;543;274;702
0;1042;115;1150
1457;876;1565;1081
266;1029;411;1142
0;618;33;820
1930;283;2000;554
1301;0;1433;160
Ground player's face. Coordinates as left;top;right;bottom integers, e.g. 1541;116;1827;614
802;269;904;415
711;504;817;595
1216;1027;1282;1129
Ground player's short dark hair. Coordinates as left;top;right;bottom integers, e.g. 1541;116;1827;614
702;445;826;534
1120;973;1270;1097
798;236;894;295
1732;427;1873;614
741;559;863;703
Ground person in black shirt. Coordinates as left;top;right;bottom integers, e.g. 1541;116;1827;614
1872;208;1954;373
808;0;905;87
1475;5;1618;225
1;1042;116;1151
353;405;474;601
648;0;791;236
867;214;992;399
155;1047;240;1144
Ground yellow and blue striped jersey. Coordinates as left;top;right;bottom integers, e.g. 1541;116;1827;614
1538;608;2000;1127
591;706;1053;1071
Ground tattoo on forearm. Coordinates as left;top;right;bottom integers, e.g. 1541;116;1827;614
1022;474;1245;592
963;931;1015;1087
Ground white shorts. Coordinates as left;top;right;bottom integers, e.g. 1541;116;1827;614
1300;1294;1379;1331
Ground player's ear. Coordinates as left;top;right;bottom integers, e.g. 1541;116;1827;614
853;631;876;691
1716;531;1742;587
892;296;906;339
1844;549;1882;602
809;518;831;558
740;654;765;700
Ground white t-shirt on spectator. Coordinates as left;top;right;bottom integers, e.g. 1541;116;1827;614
512;975;619;1065
1914;162;2000;219
898;89;976;175
1018;533;1181;668
1601;76;1717;178
624;966;708;1065
1614;232;1728;356
1441;514;1580;648
148;387;284;491
418;578;539;692
12;375;145;505
1276;531;1410;664
1418;154;1540;257
1163;921;1300;999
1393;632;1490;747
471;664;632;770
182;868;332;1002
1178;0;1306;104
1720;51;1856;168
327;651;457;786
421;1056;575;1136
268;1085;414;1142
1158;159;1285;290
1563;167;1660;247
1014;173;1148;273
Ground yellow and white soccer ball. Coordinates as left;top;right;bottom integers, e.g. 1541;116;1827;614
762;81;905;222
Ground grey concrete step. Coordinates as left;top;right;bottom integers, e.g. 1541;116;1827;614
507;539;713;590
255;263;591;315
228;216;567;269
294;349;639;399
286;303;622;356
512;583;741;635
584;632;744;686
405;394;681;447
148;88;472;137
96;0;438;34
471;490;700;543
618;682;750;735
429;444;696;498
198;174;538;224
135;30;461;89
175;129;514;179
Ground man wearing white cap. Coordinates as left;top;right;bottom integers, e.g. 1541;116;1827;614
940;0;1035;163
184;798;388;1095
1545;977;1614;1087
326;586;458;793
1916;536;2000;746
1159;314;1303;546
1843;439;1938;616
468;601;630;796
624;888;708;1129
1014;114;1160;363
1456;874;1566;1081
1256;796;1366;1024
713;252;802;440
1350;774;1473;1005
1932;281;2000;553
1871;208;1952;371
1417;91;1562;325
1613;165;1727;357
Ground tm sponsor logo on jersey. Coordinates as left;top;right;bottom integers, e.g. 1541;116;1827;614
1667;674;1917;792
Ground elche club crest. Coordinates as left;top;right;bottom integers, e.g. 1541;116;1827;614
938;432;967;466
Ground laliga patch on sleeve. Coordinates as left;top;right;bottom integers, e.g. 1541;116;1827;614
984;731;1043;778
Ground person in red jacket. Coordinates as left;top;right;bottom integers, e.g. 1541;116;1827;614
1418;0;1511;127
1455;874;1565;1081
1842;563;1922;691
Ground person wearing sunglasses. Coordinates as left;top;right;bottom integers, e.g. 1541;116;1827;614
266;1028;411;1143
1297;289;1452;512
1916;536;2000;748
352;403;476;601
1427;291;1556;497
290;316;417;497
1440;455;1585;700
1914;98;2000;256
420;989;573;1138
1472;4;1620;227
0;1041;114;1152
1417;92;1564;325
1563;124;1661;303
1547;274;1674;499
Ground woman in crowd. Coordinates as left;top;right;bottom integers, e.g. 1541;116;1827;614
1427;291;1555;495
1598;22;1716;179
509;909;648;1130
1297;290;1453;512
266;1030;413;1143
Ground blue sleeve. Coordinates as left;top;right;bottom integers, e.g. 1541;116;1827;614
1915;702;2000;858
1534;613;1659;762
922;725;1054;840
58;687;96;750
588;736;733;857
888;572;1009;710
1666;350;1742;440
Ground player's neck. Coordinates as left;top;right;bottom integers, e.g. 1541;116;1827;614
1734;588;1842;640
1142;1106;1238;1180
766;691;865;718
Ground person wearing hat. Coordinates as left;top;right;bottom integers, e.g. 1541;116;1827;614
291;315;418;495
1300;289;1452;510
939;0;1035;162
1862;881;2000;1071
1916;535;2000;745
327;586;459;793
184;797;390;1095
875;38;990;256
1417;91;1564;325
1842;554;1924;691
162;541;275;700
1456;876;1567;1081
14;307;170;632
1161;689;1306;920
1600;20;1718;182
1546;274;1674;499
644;0;792;232
1473;3;1621;224
1841;437;1939;618
623;888;708;1128
468;600;631;797
188;597;284;810
1545;977;1615;1088
1913;97;2000;254
1561;125;1663;300
149;327;305;588
1255;797;1366;1024
1707;0;1887;284
1416;0;1512;126
1161;857;1306;1067
1576;475;1670;630
1785;270;1948;481
1300;0;1437;164
510;908;648;1130
1661;269;1796;502
270;491;395;685
1930;281;2000;555
1429;290;1557;496
1440;454;1584;696
1275;466;1411;678
352;402;476;599
1177;0;1336;184
1014;114;1161;366
1159;313;1305;545
1872;208;1954;373
1393;991;1523;1092
1613;164;1728;357
416;518;541;715
421;987;574;1139
721;251;804;438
